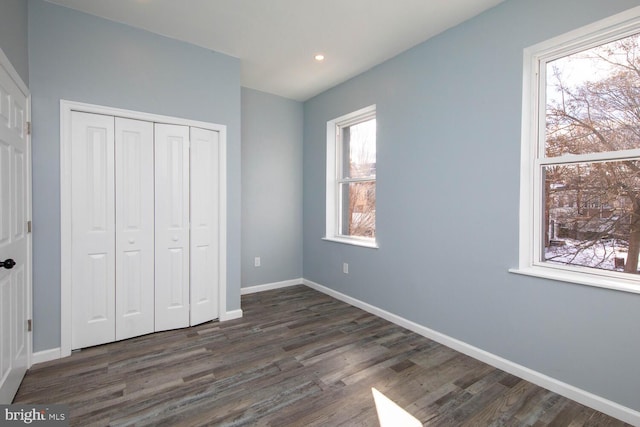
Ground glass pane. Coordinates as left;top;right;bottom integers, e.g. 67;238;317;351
545;32;640;157
339;181;376;238
543;160;640;274
341;118;376;179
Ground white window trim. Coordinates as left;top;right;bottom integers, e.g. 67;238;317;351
511;6;640;294
325;104;378;249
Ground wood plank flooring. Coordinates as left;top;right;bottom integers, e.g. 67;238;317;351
14;285;631;426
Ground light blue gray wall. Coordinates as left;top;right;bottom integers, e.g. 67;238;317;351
28;0;241;352
0;0;29;85
303;0;640;411
241;88;303;287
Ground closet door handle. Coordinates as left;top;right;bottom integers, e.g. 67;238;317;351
172;236;179;242
0;259;16;270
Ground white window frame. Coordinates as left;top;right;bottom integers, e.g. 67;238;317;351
325;104;378;248
512;6;640;294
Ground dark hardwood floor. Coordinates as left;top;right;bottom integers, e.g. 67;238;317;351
14;285;630;426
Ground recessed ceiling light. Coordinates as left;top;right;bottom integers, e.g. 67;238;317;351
314;54;325;62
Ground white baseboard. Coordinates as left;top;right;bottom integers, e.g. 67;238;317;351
220;308;243;321
241;278;303;295
302;279;640;426
32;348;62;365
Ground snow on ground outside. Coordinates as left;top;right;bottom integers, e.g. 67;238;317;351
544;238;637;272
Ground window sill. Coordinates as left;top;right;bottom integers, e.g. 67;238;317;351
509;266;640;295
323;236;379;249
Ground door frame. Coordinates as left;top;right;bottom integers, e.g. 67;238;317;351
0;46;32;398
60;100;228;358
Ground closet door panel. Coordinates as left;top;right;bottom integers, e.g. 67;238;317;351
71;112;115;349
115;118;154;340
154;123;190;331
190;127;219;325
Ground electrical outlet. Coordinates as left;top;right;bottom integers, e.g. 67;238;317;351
343;262;349;274
254;257;261;267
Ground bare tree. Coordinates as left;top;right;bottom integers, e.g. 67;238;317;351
347;182;375;237
545;33;640;273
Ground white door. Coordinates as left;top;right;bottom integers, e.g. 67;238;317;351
70;112;116;349
190;127;219;325
115;118;154;340
154;123;190;331
0;58;30;403
65;108;222;350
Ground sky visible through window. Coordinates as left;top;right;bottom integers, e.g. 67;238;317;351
348;118;376;173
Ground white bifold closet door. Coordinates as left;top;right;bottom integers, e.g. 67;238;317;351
154;125;220;330
115;118;154;341
189;127;219;325
71;112;220;349
71;112;116;349
154;123;190;332
71;113;155;349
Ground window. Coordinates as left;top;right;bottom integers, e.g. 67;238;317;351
326;105;377;248
516;7;640;293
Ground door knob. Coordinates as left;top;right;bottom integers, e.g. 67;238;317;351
0;259;16;269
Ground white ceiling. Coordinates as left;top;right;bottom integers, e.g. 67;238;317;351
44;0;505;101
